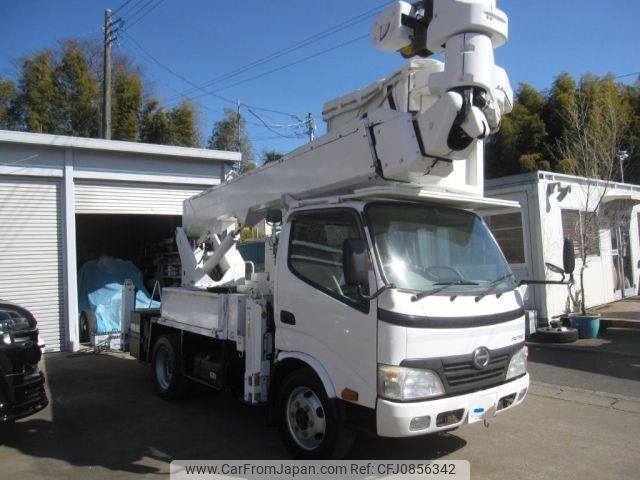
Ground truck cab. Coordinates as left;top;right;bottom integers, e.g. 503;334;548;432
272;192;528;456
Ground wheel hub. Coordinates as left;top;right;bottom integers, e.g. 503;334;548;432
295;408;309;430
286;386;327;450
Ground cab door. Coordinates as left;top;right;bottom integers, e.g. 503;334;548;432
275;208;378;408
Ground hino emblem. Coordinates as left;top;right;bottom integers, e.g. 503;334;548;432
472;347;491;369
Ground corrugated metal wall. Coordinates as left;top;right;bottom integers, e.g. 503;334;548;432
75;180;206;215
0;178;64;351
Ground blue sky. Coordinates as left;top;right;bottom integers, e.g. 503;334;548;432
1;0;638;158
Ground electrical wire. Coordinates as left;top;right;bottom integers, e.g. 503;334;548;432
204;34;368;96
245;107;307;139
112;0;137;16
118;5;387;138
119;0;156;25
164;2;390;104
123;0;165;32
119;40;269;129
121;30;237;106
121;30;315;131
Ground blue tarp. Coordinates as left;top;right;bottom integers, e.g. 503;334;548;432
77;257;160;334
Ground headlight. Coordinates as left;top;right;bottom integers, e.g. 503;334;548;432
506;346;528;380
0;310;31;342
378;364;445;401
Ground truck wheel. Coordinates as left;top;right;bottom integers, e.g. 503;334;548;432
151;334;189;400
277;368;355;459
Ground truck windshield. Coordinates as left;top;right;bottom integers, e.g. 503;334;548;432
365;203;514;296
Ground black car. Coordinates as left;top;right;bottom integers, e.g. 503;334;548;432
0;301;48;422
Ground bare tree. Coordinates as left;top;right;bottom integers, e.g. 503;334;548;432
554;81;629;314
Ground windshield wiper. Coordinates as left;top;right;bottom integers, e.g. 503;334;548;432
411;279;479;302
475;273;515;302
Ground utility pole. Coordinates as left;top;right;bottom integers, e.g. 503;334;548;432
103;9;113;140
237;100;243;171
618;150;629;183
306;113;316;142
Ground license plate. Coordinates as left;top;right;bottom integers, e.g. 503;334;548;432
468;396;497;423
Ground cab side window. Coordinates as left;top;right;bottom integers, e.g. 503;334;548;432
288;211;366;309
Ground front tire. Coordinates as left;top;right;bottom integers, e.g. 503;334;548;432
277;368;355;459
151;334;190;400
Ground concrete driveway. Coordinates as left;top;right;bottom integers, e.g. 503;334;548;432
1;349;639;480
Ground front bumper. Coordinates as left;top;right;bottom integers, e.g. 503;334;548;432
0;341;48;422
376;373;529;437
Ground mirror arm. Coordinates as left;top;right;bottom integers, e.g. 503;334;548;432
358;283;396;300
519;272;571;286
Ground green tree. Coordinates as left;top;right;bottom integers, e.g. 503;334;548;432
55;40;100;137
112;69;142;141
0;79;18;129
543;73;576;148
262;149;284;164
486;83;548;177
139;100;173;145
168;100;200;147
621;79;640;183
207;107;254;168
15;50;59;133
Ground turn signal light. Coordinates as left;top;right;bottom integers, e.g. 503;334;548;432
341;388;359;402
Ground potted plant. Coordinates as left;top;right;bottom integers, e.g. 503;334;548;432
568;281;600;339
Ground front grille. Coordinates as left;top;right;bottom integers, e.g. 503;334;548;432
401;343;522;396
442;352;509;389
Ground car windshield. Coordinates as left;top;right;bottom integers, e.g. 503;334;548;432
365;203;515;296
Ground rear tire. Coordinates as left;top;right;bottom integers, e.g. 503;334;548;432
78;310;92;344
151;334;190;400
277;368;355;459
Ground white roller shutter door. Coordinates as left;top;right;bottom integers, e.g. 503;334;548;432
0;178;64;351
75;180;207;215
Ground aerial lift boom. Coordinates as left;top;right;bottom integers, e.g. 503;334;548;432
177;0;512;289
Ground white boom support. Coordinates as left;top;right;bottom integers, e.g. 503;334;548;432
179;0;513;288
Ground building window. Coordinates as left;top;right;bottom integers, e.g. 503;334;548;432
561;209;600;257
484;212;525;264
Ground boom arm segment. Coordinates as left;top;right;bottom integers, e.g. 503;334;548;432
179;0;513;289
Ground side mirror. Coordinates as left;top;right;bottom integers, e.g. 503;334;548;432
563;237;575;274
343;238;368;286
545;262;564;275
266;208;282;225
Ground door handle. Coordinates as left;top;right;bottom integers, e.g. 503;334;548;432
280;310;296;325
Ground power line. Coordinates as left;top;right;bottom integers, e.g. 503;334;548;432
121;30;317;129
245;107;307;139
614;71;640;81
122;0;165;32
119;8;377;138
121;30;237;106
205;34;368;96
119;0;156;24
164;1;391;104
122;28;367;136
119;35;277;132
113;0;137;16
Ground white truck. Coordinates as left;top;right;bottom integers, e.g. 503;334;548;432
130;0;537;459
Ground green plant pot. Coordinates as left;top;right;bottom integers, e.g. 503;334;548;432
569;313;601;339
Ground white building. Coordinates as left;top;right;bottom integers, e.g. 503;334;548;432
485;171;640;323
0;130;239;352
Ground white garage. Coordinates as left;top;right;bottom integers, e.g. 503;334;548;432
0;130;239;352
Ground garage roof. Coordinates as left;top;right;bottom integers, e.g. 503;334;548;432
0;130;240;163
